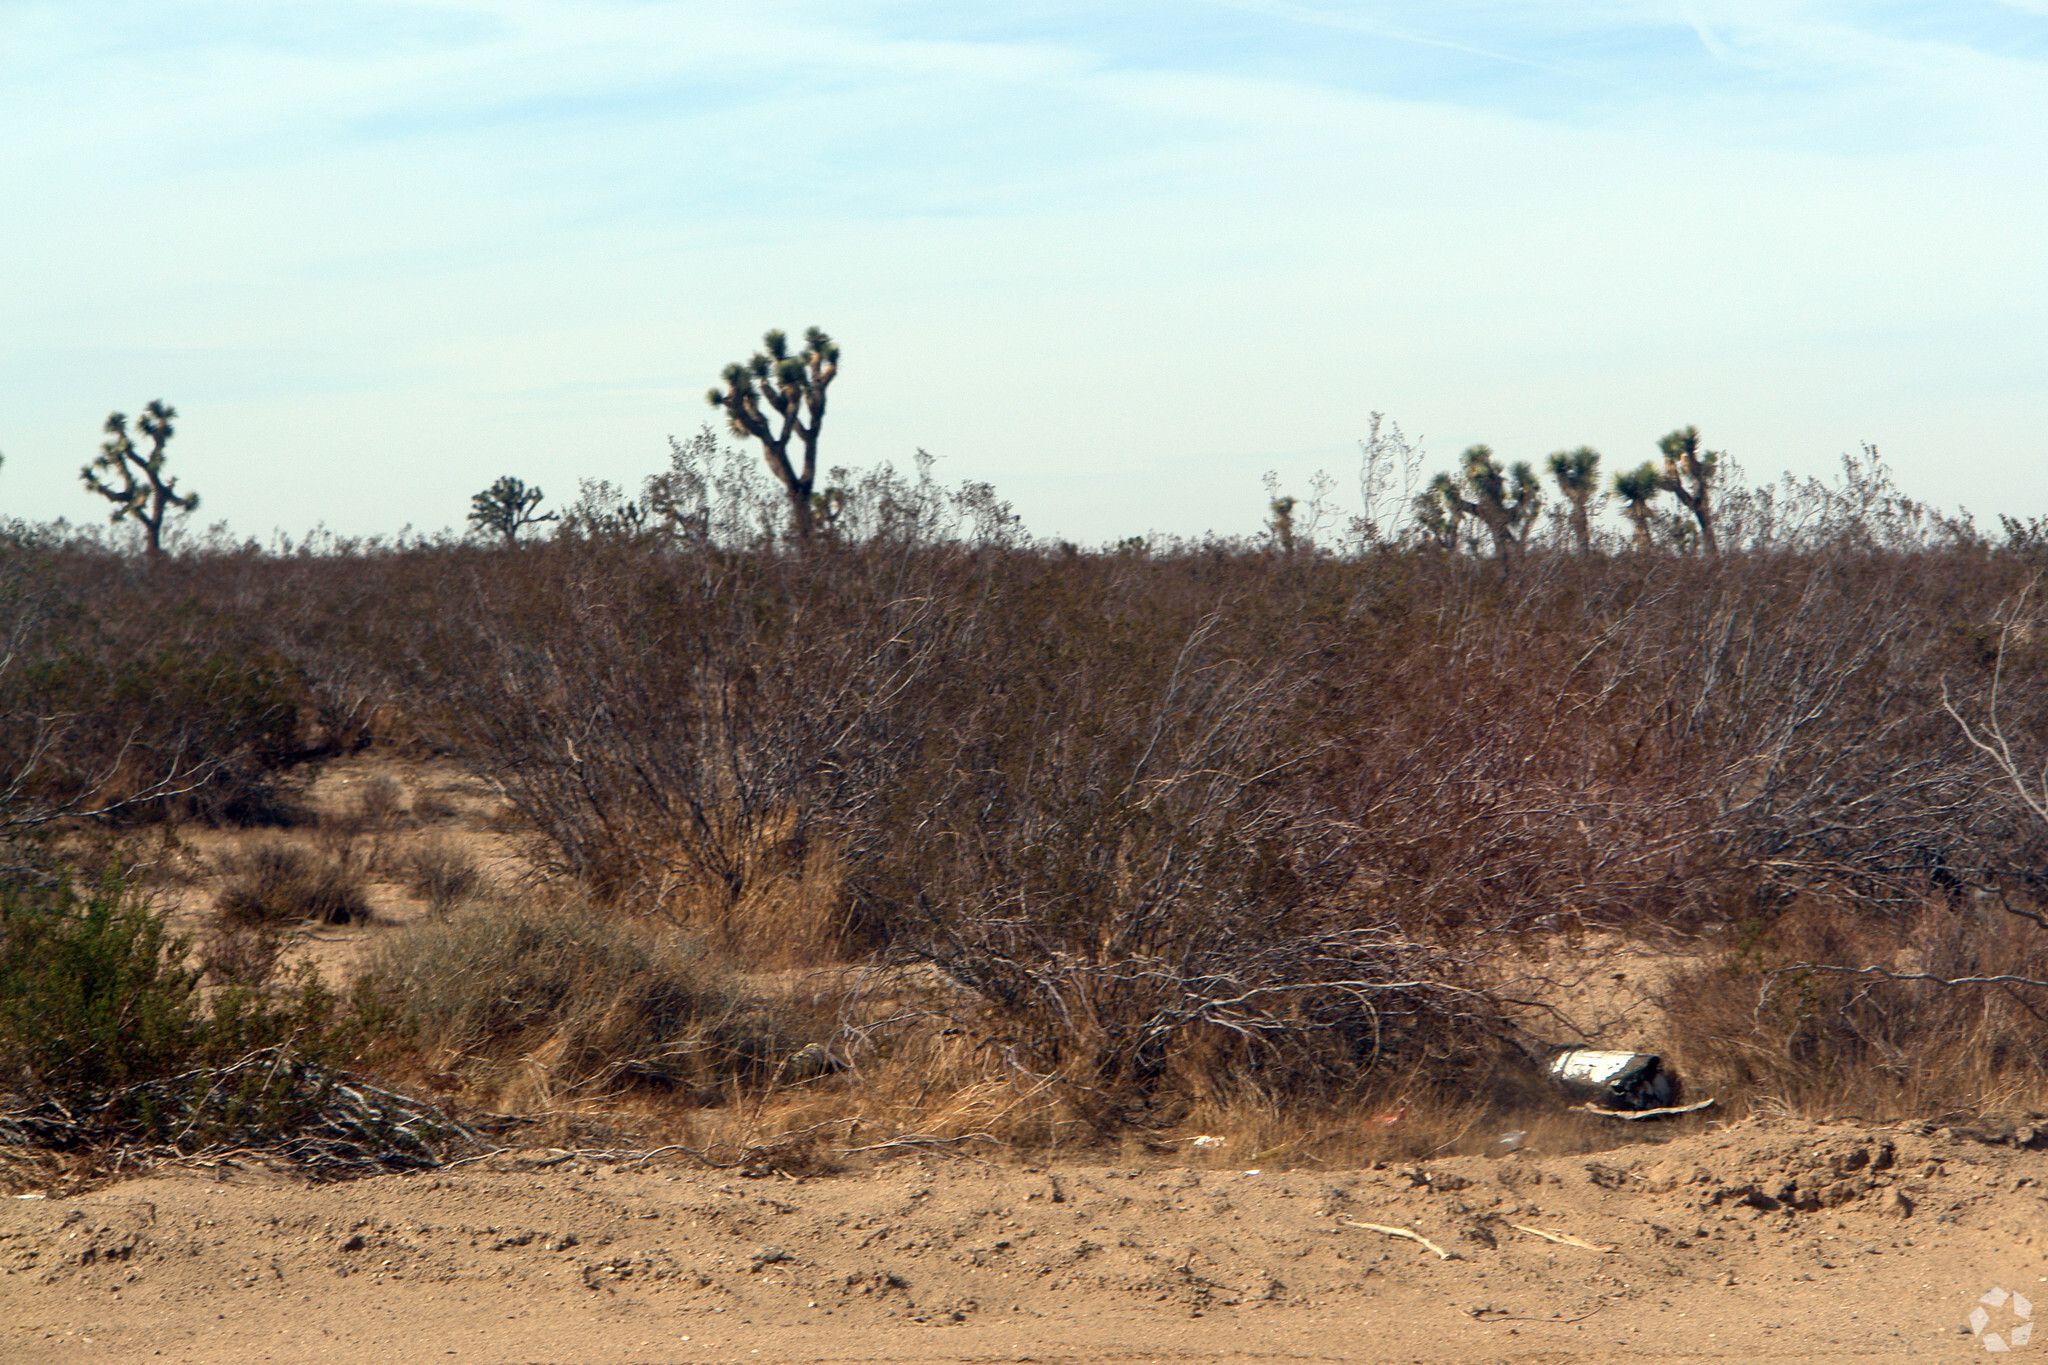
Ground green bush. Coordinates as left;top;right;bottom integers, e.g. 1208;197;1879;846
0;873;362;1145
0;874;199;1094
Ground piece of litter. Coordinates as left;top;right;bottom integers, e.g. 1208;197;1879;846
1243;1169;1261;1175
1509;1223;1614;1253
1340;1217;1457;1261
1498;1130;1527;1151
1546;1049;1678;1110
1188;1135;1225;1149
13;1194;44;1200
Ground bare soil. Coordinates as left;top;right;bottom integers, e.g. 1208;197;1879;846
6;1113;2046;1363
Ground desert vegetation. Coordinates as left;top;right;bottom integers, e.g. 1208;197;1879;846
6;404;2048;1185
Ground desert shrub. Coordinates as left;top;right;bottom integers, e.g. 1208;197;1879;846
366;902;813;1101
44;642;300;818
198;916;291;987
848;603;1531;1128
0;544;307;830
1305;547;2047;935
405;539;969;962
1663;893;2048;1115
0;872;364;1146
354;459;2048;1124
401;837;484;916
0;874;204;1094
216;841;371;925
16;444;2048;1129
349;774;405;826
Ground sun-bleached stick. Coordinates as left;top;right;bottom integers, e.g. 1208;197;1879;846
1510;1223;1614;1253
1574;1098;1717;1120
1339;1216;1455;1260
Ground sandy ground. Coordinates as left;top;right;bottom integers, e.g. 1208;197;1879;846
6;1113;2046;1364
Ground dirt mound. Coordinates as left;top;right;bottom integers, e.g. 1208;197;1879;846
5;1113;2046;1362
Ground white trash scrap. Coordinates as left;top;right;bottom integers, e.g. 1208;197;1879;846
1545;1048;1680;1111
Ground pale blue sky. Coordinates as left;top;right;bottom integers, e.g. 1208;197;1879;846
4;1;2046;543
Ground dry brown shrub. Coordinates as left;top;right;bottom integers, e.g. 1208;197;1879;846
350;774;405;826
197;917;291;987
19;446;2048;1135
215;840;371;926
1663;893;2048;1117
401;836;484;917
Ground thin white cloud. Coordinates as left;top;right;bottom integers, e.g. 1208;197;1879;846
1680;4;1733;59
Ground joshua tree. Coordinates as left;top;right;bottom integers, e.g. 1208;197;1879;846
468;476;558;545
1268;495;1298;557
1414;472;1466;551
81;401;198;563
707;327;839;542
1612;461;1664;552
1547;446;1602;555
1658;425;1721;555
1446;445;1542;565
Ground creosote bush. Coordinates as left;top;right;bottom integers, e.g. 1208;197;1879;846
0;873;368;1147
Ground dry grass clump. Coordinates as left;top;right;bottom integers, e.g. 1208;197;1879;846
367;901;820;1106
401;836;485;916
349;774;405;826
215;841;371;926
